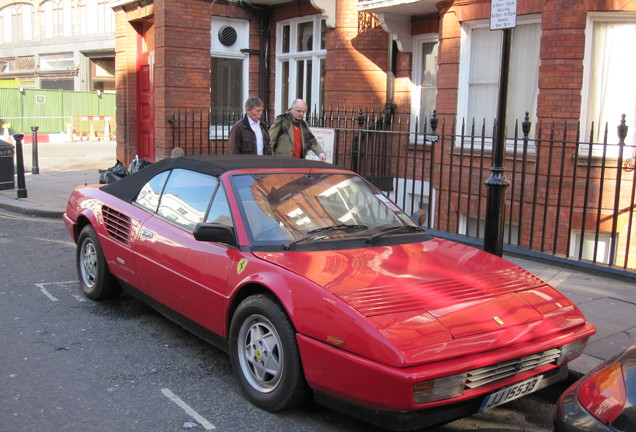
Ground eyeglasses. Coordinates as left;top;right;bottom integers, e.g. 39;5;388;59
292;108;306;114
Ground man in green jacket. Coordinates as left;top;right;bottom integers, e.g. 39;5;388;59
269;99;327;161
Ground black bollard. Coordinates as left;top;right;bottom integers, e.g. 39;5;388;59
31;126;39;174
13;133;27;198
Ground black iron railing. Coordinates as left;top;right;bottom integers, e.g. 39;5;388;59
169;109;635;276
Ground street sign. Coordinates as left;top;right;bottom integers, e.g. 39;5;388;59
490;0;517;30
308;127;334;164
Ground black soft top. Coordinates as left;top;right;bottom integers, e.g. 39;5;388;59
101;154;348;203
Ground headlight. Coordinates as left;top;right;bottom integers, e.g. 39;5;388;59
413;373;467;404
557;338;588;364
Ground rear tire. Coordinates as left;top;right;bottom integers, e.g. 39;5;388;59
229;294;308;412
76;225;121;300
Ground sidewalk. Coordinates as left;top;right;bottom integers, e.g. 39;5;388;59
0;139;116;217
0;140;634;378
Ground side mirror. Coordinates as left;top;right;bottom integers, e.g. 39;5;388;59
410;209;427;227
193;223;236;246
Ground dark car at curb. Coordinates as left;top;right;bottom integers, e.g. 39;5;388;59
554;343;636;432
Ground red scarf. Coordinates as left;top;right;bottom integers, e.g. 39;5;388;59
292;123;302;158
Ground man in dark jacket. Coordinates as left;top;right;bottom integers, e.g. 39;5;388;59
228;97;272;155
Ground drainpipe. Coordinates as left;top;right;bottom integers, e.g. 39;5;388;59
240;5;271;122
385;35;397;126
256;10;265;100
260;8;271;122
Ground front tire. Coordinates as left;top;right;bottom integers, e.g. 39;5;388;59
229;294;308;412
76;225;121;300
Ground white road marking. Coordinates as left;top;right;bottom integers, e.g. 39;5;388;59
68;291;87;303
161;388;215;430
544;270;572;289
36;284;59;302
35;281;85;302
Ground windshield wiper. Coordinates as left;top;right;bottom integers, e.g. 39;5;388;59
307;224;368;235
365;225;426;244
283;224;369;251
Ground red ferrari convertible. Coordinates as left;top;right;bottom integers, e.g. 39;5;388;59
63;155;595;430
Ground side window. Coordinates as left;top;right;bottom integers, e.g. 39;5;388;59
206;186;233;227
156;169;218;230
135;170;170;213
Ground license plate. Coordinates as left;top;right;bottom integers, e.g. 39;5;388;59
478;375;543;412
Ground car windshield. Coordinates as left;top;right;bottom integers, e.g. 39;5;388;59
230;172;424;248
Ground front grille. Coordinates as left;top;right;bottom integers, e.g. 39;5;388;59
466;348;561;389
102;205;132;244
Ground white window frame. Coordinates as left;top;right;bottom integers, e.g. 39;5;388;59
388;178;436;227
39;52;74;70
79;0;115;35
458;213;519;246
569;230;615;265
580;13;636;152
457;16;541;149
40;0;73;39
1;3;35;42
275;15;326;116
410;34;439;143
0;7;8;43
209;17;249;138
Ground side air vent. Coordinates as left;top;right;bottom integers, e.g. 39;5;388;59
102;206;132;245
218;26;238;47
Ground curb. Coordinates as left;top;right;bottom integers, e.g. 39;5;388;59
0;197;63;218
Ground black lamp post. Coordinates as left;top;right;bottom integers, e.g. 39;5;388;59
483;28;512;256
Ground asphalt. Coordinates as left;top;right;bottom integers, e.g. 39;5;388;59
0;139;634;378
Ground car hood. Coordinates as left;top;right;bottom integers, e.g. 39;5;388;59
254;238;582;361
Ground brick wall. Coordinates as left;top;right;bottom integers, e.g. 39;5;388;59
153;0;211;159
324;2;388;109
538;0;587;125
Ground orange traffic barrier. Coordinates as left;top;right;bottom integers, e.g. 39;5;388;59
72;116;116;141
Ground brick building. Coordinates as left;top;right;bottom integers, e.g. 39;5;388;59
0;0;115;91
111;0;635;158
111;0;636;269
